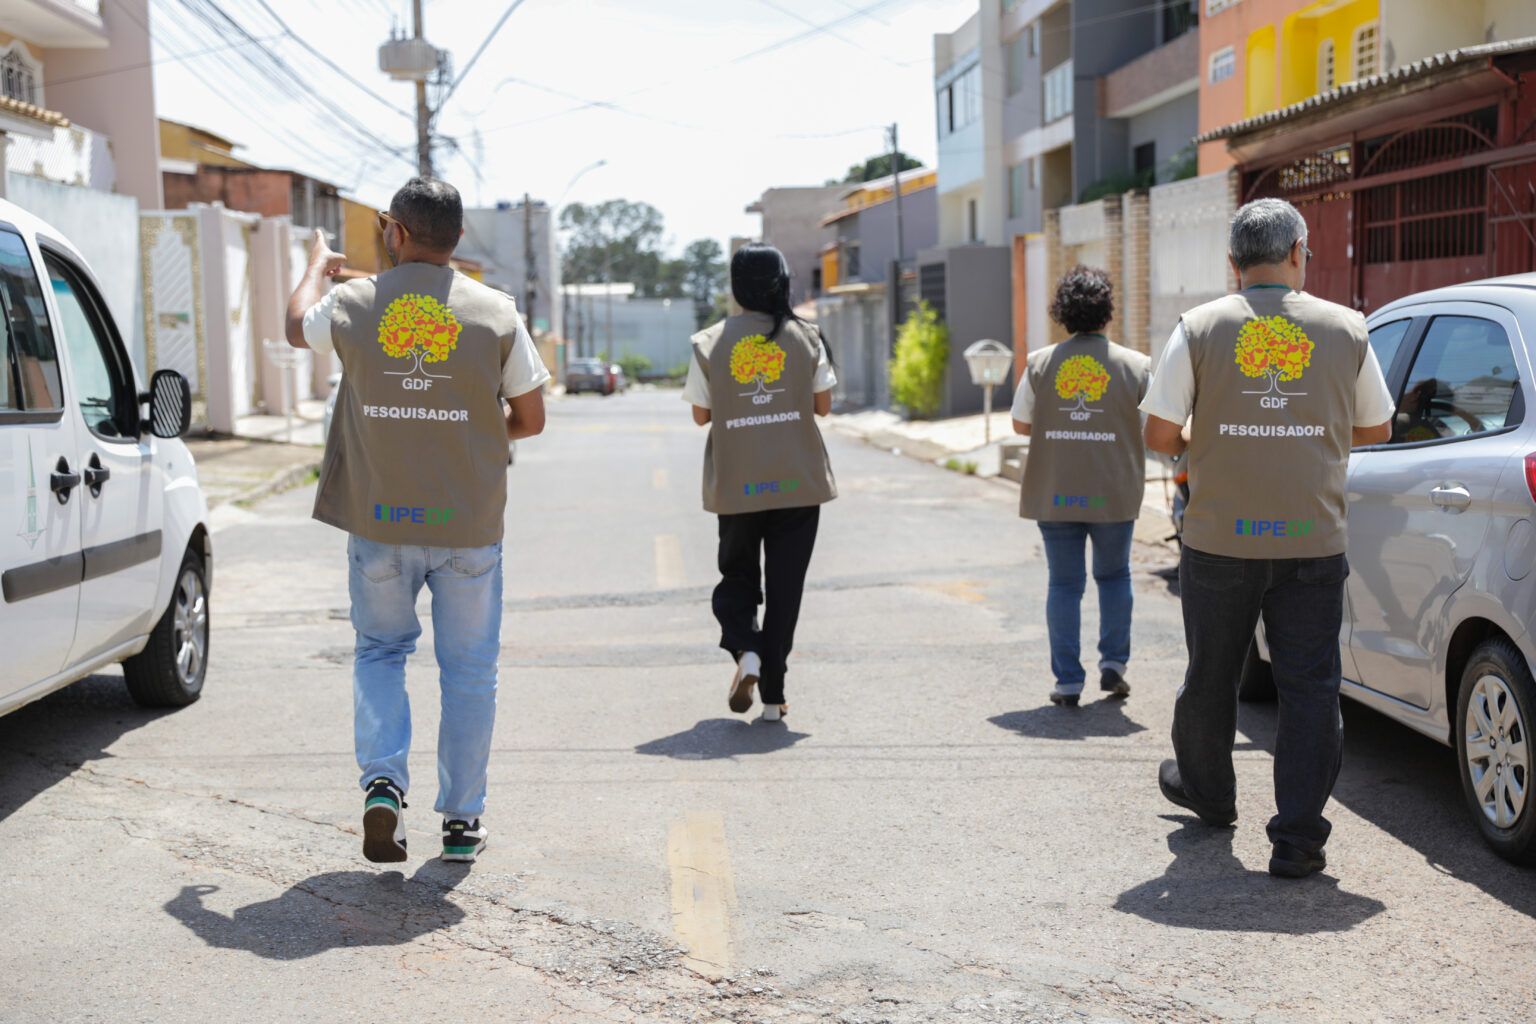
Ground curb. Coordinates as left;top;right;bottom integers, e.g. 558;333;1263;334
211;459;323;510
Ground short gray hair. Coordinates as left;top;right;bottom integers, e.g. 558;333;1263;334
1229;198;1307;271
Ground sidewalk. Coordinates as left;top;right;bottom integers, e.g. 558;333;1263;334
827;406;1181;552
185;399;327;522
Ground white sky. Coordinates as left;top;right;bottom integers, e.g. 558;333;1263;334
149;0;977;258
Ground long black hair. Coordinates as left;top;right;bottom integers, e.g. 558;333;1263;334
730;242;834;364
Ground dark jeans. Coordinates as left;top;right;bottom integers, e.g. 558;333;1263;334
713;506;820;704
1174;546;1348;855
1037;520;1135;691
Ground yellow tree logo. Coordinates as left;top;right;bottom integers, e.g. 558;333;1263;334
1235;316;1313;396
730;333;787;405
1054;354;1110;416
379;293;461;379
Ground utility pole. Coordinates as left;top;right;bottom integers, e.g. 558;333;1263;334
412;0;432;177
523;192;535;337
888;122;904;262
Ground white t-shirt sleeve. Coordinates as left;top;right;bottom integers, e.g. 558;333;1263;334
681;352;710;409
1009;365;1035;424
1139;322;1195;424
301;290;337;355
1354;345;1395;427
813;339;837;393
499;313;551;399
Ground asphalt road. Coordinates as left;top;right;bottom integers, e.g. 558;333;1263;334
3;387;1533;1023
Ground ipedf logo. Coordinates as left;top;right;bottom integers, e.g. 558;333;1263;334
1054;494;1106;509
744;478;801;496
1235;518;1316;538
375;504;457;525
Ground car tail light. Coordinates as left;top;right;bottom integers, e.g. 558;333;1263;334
1525;453;1536;504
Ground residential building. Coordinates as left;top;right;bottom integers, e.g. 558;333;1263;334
937;1;1198;245
561;282;695;373
744;184;846;304
1203;36;1536;313
459;198;563;338
1198;0;1536;176
0;0;160;368
815;169;939;408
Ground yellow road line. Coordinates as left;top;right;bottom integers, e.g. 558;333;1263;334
654;533;685;589
653;468;668;490
667;811;736;978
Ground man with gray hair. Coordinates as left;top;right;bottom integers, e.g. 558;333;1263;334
1140;197;1393;878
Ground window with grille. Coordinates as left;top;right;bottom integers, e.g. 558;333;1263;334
1363;168;1486;265
1318;39;1335;93
1353;23;1379;81
0;46;41;106
1209;47;1235;85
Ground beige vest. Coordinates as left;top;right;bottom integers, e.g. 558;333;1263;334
693;313;837;515
313;263;517;547
1020;335;1151;522
1181;287;1367;558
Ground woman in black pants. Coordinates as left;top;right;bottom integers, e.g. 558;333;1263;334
682;243;837;721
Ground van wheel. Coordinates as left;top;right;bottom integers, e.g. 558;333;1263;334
1237;636;1276;702
1455;639;1536;864
123;550;209;708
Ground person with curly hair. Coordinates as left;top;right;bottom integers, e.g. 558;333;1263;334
1011;265;1151;707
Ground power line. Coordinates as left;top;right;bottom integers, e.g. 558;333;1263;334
752;0;909;68
40;31;282;88
241;0;415;121
436;0;528;111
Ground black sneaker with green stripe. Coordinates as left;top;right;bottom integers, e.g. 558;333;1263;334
362;777;408;863
441;818;487;863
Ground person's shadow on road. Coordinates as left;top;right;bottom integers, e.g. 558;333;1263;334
1112;819;1385;933
988;700;1147;740
635;718;809;760
165;861;470;959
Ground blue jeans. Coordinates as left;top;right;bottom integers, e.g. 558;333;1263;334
349;535;503;821
1174;546;1347;856
1037;520;1135;693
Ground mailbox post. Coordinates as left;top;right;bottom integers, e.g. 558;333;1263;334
262;338;299;444
962;339;1014;443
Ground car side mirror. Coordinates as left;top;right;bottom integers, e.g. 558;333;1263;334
141;369;191;438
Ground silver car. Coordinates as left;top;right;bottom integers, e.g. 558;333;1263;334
1246;272;1536;863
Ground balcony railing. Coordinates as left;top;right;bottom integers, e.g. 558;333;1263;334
1044;60;1074;124
5;123;115;192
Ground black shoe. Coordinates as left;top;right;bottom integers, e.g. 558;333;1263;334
1268;840;1326;878
1048;684;1080;707
1157;759;1237;826
441;818;488;863
362;777;408;863
1100;668;1130;698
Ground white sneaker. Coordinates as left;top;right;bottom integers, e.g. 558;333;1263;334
760;703;786;722
441;818;488;862
728;652;761;713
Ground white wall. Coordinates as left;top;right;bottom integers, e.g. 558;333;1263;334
1147;170;1233;363
6;173;145;374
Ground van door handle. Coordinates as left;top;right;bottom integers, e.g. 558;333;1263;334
1430;484;1471;512
49;457;80;503
84;454;110;497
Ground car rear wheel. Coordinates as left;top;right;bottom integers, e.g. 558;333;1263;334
1455;638;1536;864
123;549;209;708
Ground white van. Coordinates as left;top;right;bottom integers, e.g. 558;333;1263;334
1;198;209;713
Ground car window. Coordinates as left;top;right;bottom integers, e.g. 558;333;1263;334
0;228;62;412
1368;318;1412;374
46;254;133;439
0;303;13;411
1391;315;1521;444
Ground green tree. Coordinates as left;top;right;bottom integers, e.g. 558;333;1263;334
681;238;725;328
560;199;668;294
889;301;949;419
828;150;923;185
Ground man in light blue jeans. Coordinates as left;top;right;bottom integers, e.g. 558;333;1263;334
349;538;502;847
286;176;549;864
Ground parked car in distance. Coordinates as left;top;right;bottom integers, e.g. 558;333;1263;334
1;198;209;715
1243;272;1536;863
565;357;619;395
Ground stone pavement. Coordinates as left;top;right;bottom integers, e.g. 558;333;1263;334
184;398;327;527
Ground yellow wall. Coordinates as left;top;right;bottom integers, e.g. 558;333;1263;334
1279;0;1379;106
1245;25;1277;118
158;119;251;168
821;248;839;290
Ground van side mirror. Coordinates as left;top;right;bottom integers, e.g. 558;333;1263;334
141;370;191;438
